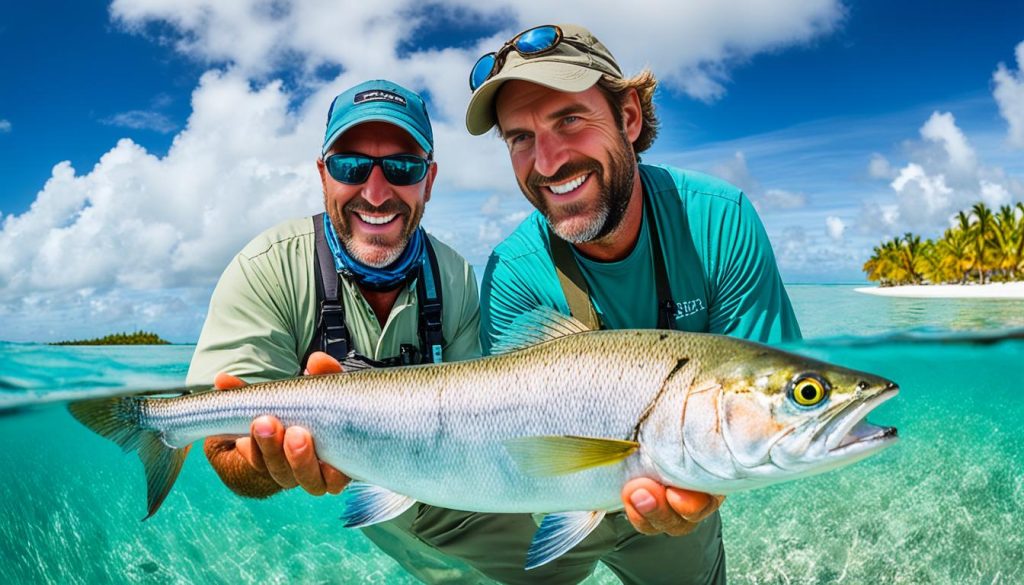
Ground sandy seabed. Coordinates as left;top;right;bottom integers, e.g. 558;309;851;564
854;281;1024;299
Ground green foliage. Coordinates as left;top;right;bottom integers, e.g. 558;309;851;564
51;331;170;346
863;202;1024;286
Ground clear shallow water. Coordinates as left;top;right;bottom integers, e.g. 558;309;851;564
1;285;1023;584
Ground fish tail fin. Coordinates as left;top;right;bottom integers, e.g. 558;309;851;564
69;397;189;520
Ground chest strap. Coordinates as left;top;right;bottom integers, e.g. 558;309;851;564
312;212;351;361
548;190;676;331
303;213;444;370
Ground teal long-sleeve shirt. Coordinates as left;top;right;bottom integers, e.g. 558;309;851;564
480;164;801;351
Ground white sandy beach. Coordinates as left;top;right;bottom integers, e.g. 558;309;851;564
854;281;1024;299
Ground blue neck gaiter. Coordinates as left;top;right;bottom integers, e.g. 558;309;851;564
322;214;425;291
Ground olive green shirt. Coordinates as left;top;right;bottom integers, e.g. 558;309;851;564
187;217;481;385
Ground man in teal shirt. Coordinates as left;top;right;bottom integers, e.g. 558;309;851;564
463;23;801;584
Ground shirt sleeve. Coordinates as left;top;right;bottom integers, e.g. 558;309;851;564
704;193;802;344
186;254;304;385
441;263;483;362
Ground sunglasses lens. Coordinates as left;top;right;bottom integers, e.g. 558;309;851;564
326;155;372;184
470;53;496;90
514;26;559;54
382;155;428;186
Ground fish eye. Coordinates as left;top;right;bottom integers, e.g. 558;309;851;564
788;374;830;408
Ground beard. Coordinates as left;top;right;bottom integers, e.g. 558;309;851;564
521;130;635;244
326;197;423;268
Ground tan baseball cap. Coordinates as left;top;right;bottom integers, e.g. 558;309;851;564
465;24;624;135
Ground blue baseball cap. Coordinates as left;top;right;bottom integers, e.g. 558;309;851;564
322;80;434;156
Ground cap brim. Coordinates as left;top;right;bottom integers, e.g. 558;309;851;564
323;107;433;156
465;61;604;135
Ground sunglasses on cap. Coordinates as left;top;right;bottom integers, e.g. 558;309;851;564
470;25;574;91
324;153;432;186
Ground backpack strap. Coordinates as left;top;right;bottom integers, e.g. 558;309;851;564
547;190;677;331
645;194;677;330
302;213;352;369
547;231;602;331
416;237;445;364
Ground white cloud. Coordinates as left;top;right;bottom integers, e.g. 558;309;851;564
979;180;1011;208
825;215;845;240
868;153;895;179
102;110;178;133
110;0;845;102
0;119;10;133
0;70;321;303
711;151;806;210
761;189;807;210
920;111;976;176
888;163;954;228
867;110;1023;235
993;40;1024;148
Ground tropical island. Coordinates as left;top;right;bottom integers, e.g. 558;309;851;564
51;331;170;346
857;202;1024;299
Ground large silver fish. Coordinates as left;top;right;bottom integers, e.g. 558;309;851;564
69;309;899;569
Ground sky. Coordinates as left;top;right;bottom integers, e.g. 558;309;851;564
1;0;1023;343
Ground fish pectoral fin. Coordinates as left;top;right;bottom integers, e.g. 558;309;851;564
526;510;606;570
503;435;640;477
340;482;417;528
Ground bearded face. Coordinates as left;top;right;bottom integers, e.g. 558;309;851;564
520;127;635;244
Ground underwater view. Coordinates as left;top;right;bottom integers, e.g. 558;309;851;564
1;284;1022;584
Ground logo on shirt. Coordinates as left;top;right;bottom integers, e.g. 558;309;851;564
674;298;706;319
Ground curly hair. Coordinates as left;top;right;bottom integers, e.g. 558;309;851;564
596;69;660;159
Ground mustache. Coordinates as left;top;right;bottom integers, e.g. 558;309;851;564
526;159;602;191
344;198;410;217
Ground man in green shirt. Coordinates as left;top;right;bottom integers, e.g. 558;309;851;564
187;79;487;582
459;23;802;584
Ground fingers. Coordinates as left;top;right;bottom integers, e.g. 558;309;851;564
283;427;327;496
622;478;721;537
250;416;298;489
214;372;247;390
304;351;344;376
321;463;351;495
666;489;725;525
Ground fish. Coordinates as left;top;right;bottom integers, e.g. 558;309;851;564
68;308;899;569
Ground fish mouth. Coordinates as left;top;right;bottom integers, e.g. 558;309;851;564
824;384;899;457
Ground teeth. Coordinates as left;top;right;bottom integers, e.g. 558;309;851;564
357;213;397;225
548;174;588;195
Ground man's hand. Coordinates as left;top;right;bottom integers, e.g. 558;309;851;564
204;352;350;497
621;478;725;536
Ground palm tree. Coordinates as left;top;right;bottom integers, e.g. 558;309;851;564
992;205;1020;281
936;227;972;284
862;202;1024;286
898;232;925;284
969;202;995;283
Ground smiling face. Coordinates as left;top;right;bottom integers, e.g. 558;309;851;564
317;121;436;268
494;81;643;245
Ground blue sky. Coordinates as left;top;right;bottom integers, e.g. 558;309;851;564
1;0;1023;342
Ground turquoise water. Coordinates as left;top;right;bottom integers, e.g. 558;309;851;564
1;285;1022;584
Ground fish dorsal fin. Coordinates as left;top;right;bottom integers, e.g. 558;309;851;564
503;435;640;477
526;511;606;570
339;482;417;528
490;307;592;355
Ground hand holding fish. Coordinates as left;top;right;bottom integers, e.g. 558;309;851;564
622;478;725;536
202;352;350;498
